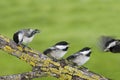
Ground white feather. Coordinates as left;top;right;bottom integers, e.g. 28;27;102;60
107;41;117;49
23;36;34;44
80;50;91;55
56;45;68;49
50;50;67;59
18;32;24;43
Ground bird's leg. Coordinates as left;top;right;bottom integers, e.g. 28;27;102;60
22;43;32;49
52;57;58;62
20;44;27;52
22;43;33;53
21;44;27;49
57;58;64;62
73;63;78;67
16;42;24;48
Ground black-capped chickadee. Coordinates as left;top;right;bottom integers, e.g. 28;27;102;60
43;41;69;60
99;36;120;53
13;28;40;46
67;47;91;66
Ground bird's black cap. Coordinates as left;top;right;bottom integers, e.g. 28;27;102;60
55;41;69;45
80;47;91;52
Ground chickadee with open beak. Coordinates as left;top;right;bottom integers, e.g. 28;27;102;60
13;28;40;46
99;36;120;53
67;47;91;66
43;41;69;60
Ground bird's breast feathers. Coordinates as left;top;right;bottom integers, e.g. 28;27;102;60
23;36;34;44
51;50;67;59
73;55;90;66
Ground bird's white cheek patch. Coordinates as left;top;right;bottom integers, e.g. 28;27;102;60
80;50;91;55
56;45;68;49
18;33;24;42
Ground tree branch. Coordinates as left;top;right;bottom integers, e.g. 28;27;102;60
0;34;109;80
0;71;47;80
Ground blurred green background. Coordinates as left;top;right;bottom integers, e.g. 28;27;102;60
0;0;120;80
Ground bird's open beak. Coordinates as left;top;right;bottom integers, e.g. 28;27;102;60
35;29;40;33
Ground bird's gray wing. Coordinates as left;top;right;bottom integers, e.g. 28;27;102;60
43;48;52;55
66;52;80;61
43;46;56;55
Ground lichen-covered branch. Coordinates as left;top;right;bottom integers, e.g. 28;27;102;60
0;34;109;80
0;71;47;80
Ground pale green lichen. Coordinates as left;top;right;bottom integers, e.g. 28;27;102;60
29;61;36;66
92;75;101;80
0;35;10;42
3;46;14;52
63;66;97;80
49;68;60;74
17;46;23;51
48;60;60;66
20;54;38;66
41;59;97;80
24;47;39;55
42;58;51;67
59;74;72;80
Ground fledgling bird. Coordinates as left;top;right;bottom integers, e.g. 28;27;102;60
43;41;69;60
99;36;120;53
67;47;91;66
13;28;40;47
